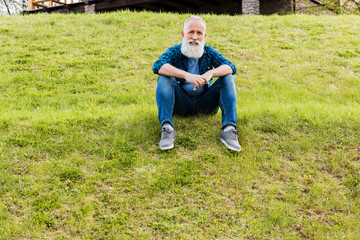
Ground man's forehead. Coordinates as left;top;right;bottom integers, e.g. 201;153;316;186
185;19;206;31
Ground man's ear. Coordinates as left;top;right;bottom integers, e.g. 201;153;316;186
181;30;184;38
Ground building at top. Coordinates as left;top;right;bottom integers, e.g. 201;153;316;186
24;0;345;15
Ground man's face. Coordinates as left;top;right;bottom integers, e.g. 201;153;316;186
181;19;206;44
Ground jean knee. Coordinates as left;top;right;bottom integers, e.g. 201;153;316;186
217;74;235;91
158;75;177;84
220;74;237;100
157;75;175;99
222;74;235;85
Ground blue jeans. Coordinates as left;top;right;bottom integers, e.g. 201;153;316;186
156;74;237;128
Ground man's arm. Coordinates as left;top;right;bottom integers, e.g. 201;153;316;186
201;65;233;83
159;63;207;90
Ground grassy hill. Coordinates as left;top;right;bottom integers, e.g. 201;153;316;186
0;11;360;239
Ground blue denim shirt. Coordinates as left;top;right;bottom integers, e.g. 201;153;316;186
152;44;237;85
182;58;205;97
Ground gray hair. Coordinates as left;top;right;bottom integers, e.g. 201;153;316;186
184;15;206;32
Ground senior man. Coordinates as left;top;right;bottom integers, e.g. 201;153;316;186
153;16;241;152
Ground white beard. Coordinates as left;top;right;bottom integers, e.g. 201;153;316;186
181;38;205;59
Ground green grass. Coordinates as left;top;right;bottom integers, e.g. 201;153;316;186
0;10;360;239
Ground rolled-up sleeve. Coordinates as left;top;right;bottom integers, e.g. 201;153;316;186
153;47;175;74
210;46;237;75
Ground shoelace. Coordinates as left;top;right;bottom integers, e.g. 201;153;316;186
229;129;239;139
161;127;172;138
161;127;172;133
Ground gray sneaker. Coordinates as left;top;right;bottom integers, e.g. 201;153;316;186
220;129;241;152
159;127;177;150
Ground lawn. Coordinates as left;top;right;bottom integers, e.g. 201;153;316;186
0;11;359;239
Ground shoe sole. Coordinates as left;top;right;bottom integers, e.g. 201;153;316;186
159;143;174;150
220;137;241;152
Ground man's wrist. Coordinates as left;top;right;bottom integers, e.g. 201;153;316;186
208;69;214;78
184;72;192;81
203;70;214;80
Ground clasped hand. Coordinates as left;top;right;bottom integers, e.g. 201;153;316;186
185;71;213;91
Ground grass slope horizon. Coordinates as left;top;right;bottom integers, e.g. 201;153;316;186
0;11;360;239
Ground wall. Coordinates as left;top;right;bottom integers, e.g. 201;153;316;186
260;0;293;14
